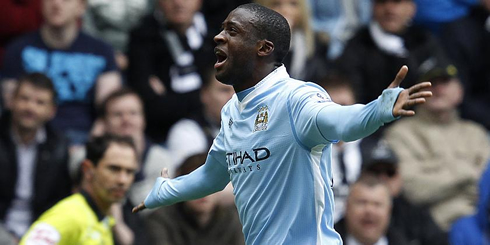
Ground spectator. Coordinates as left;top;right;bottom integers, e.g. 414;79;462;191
308;0;371;59
335;0;447;104
20;134;138;245
361;136;448;245
99;88;175;203
318;72;363;222
82;0;151;71
335;174;409;245
2;0;122;146
128;0;215;142
70;88;175;244
384;58;490;230
0;73;71;241
440;0;490;131
101;88;176;244
145;153;245;245
0;0;42;69
166;67;234;168
449;161;490;245
255;0;330;83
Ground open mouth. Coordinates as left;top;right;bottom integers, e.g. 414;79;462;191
214;48;228;69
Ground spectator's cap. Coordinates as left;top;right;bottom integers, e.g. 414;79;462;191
361;139;398;175
418;56;458;82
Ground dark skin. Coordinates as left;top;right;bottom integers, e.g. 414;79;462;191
132;7;432;214
213;8;277;92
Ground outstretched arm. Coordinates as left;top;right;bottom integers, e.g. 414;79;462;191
132;154;230;213
292;66;431;146
319;66;432;142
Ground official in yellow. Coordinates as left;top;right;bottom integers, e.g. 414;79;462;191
20;134;138;245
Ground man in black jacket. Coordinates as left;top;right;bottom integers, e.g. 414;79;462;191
0;73;71;241
127;0;215;142
335;0;447;104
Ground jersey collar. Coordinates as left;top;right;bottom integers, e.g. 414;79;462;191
237;65;290;111
80;190;106;221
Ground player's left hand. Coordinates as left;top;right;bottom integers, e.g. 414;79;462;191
388;65;432;117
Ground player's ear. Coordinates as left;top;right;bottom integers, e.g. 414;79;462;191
257;39;274;57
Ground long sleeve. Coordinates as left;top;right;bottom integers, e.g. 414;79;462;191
144;122;230;208
144;153;230;208
288;82;402;148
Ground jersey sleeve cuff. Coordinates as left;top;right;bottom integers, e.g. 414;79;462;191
144;177;169;209
378;87;404;122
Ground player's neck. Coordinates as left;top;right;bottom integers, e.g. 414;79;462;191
232;63;278;92
40;23;79;49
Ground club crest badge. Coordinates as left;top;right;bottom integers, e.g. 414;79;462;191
253;106;269;132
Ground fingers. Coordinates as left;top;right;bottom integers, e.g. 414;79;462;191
407;81;432;94
161;168;169;178
409;91;432;100
388;65;408;89
132;202;146;213
396;109;416;117
403;98;427;108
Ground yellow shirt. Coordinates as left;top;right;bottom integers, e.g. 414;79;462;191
20;193;114;245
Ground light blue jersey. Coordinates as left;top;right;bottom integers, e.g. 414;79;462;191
145;66;403;245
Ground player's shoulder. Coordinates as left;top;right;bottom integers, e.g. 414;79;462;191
221;93;238;112
284;78;332;103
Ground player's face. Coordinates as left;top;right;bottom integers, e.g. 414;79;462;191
11;83;55;133
91;143;138;205
201;76;234;122
213;8;260;88
345;184;391;244
373;0;415;34
104;95;145;139
42;0;85;28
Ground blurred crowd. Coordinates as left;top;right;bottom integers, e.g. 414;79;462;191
1;0;490;244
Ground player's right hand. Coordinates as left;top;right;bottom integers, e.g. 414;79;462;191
132;168;169;213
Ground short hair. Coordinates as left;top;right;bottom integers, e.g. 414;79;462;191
85;134;136;166
354;172;389;188
176;153;207;177
15;72;57;104
98;87;144;118
349;172;392;205
237;3;291;63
